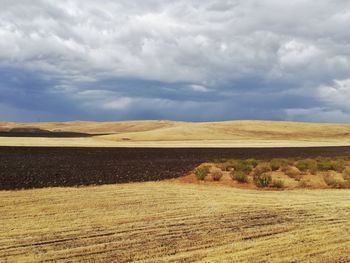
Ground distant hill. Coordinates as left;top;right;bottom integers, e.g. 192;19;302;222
1;120;350;147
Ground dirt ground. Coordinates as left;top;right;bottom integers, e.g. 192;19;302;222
2;146;350;190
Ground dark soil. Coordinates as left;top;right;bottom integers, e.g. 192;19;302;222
1;146;350;190
0;128;97;137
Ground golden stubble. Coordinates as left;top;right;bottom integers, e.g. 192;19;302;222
0;182;349;262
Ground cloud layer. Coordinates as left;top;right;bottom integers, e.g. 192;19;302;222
1;0;350;122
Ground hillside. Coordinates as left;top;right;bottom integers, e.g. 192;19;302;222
1;120;350;147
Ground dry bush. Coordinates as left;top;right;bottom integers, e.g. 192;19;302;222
298;179;310;188
298;177;325;188
211;168;223;181
271;179;285;189
253;163;272;176
343;167;350;180
282;166;301;180
323;171;347;188
231;171;249;183
270;158;289;171
332;160;346;172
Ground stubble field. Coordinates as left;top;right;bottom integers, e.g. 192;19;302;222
1;182;349;262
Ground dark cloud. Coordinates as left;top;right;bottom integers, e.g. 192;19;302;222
0;0;350;122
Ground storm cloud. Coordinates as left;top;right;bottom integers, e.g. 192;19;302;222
0;0;350;122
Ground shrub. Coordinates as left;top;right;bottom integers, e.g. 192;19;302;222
211;169;223;181
245;158;259;168
234;160;253;174
296;159;317;172
231;171;249;183
282;166;301;179
253;173;272;188
332;160;346;172
270;158;289;171
323;172;346;188
317;159;333;171
317;159;346;172
271;179;284;189
343;167;350;180
253;163;272;176
298;179;310;188
194;166;209;180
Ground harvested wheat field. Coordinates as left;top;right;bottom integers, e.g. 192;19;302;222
1;120;350;147
0;182;349;262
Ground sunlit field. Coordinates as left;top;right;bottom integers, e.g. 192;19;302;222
1;182;349;262
1;120;350;147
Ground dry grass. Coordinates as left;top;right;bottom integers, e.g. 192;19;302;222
1;120;350;147
1;182;349;262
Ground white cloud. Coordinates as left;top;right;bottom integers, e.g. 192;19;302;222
317;79;350;111
278;40;322;68
189;84;210;92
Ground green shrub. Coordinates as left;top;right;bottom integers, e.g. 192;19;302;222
234;160;253;174
194;166;209;180
270;158;289;171
296;159;317;172
253;173;272;188
282;166;301;179
245;158;259;168
231;171;249;183
271;179;284;189
211;169;223;181
253;163;272;176
317;159;333;171
317;159;346;172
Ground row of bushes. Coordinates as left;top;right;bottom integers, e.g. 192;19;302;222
194;156;350;188
221;157;349;173
193;164;282;188
216;157;350;178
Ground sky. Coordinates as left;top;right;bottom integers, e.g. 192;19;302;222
1;0;350;123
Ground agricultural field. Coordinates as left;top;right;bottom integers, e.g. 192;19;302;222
1;121;350;262
2;146;350;190
1;120;350;147
0;182;349;262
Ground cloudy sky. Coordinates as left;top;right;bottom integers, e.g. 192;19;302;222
1;0;350;122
